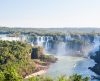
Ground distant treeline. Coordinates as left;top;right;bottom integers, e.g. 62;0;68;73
0;27;100;36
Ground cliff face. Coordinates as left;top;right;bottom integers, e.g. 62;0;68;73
31;47;44;59
89;49;100;75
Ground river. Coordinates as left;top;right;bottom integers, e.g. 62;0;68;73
45;55;98;81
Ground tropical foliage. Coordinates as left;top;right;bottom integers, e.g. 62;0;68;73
28;74;89;81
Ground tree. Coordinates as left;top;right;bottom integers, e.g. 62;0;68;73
0;71;5;81
4;67;23;81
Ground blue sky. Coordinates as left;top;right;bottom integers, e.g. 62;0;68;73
0;0;100;28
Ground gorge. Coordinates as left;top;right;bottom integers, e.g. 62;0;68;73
0;28;100;81
27;33;100;81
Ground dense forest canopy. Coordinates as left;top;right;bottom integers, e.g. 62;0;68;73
0;41;33;80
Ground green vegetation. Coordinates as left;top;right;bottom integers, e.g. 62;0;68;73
0;40;58;81
0;40;33;81
28;74;89;81
31;46;57;63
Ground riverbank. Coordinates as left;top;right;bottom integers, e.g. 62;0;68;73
25;69;47;79
24;60;53;79
24;55;57;79
89;49;100;80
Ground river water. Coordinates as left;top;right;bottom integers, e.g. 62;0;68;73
45;55;98;81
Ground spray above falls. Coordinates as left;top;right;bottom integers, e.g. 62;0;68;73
28;34;100;57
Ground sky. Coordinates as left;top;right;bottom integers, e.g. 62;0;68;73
0;0;100;28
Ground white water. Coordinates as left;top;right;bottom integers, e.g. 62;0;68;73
57;42;66;55
0;34;26;41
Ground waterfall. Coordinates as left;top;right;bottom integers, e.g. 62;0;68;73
89;35;100;55
30;34;100;57
57;42;66;55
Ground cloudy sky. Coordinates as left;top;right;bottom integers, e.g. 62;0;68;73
0;0;100;28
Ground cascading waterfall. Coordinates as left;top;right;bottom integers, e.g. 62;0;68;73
31;35;100;57
91;35;100;53
37;36;44;46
